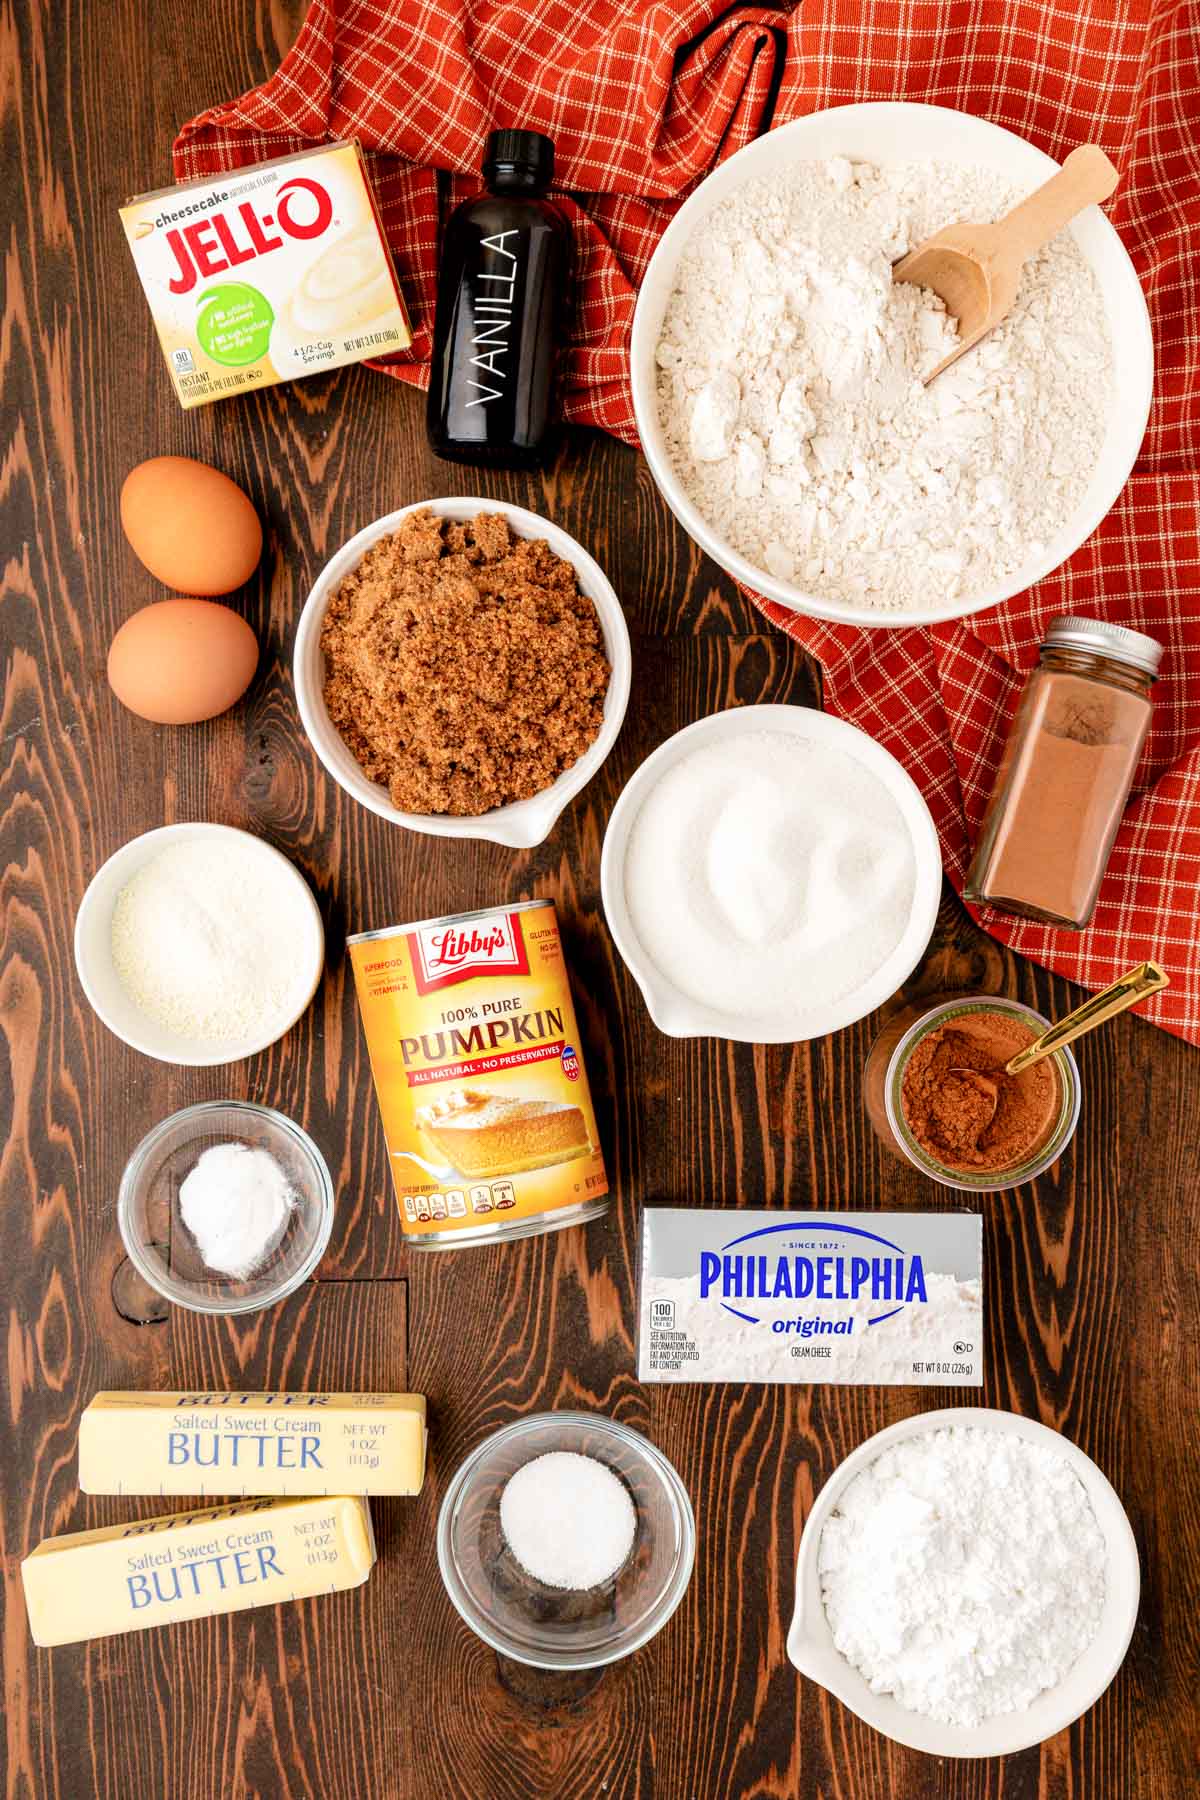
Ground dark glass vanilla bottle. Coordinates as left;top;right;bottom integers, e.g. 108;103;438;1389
426;130;571;467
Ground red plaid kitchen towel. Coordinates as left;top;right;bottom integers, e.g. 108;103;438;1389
175;0;1200;1043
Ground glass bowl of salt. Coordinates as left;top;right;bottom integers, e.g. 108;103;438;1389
437;1412;696;1669
118;1101;335;1314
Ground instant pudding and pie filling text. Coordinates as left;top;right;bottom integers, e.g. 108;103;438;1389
348;901;608;1247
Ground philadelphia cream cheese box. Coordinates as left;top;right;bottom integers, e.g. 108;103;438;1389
638;1208;983;1386
120;141;412;408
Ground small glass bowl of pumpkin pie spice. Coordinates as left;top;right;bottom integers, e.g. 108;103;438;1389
865;995;1081;1189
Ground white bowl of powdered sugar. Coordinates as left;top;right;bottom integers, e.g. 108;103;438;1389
632;103;1153;627
788;1408;1140;1757
600;705;941;1042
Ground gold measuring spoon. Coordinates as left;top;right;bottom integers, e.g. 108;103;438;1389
1005;960;1170;1075
893;144;1119;383
949;961;1169;1121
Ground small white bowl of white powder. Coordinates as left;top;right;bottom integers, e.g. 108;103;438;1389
75;823;325;1065
632;102;1152;627
601;705;941;1041
789;1408;1140;1756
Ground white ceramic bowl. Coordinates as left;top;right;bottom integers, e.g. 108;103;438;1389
631;102;1154;628
788;1407;1141;1757
293;498;632;848
599;704;942;1041
74;823;325;1066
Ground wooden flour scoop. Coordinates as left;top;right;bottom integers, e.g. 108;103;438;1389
893;144;1119;382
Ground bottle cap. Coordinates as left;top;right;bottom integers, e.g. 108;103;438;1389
483;130;555;187
1044;614;1164;678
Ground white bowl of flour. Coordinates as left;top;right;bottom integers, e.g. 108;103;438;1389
632;103;1153;627
788;1408;1140;1756
600;705;941;1042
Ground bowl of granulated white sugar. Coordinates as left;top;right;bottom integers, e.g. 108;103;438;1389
632;102;1152;627
601;704;942;1043
788;1407;1140;1757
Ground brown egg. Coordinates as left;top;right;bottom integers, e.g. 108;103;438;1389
108;600;259;724
120;456;263;595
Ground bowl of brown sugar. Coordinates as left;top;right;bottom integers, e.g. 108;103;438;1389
294;498;631;847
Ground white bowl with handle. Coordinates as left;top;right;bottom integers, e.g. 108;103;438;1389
631;102;1153;628
599;704;942;1042
293;497;631;849
788;1407;1141;1757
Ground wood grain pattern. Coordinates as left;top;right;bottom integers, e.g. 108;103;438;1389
3;3;1200;1797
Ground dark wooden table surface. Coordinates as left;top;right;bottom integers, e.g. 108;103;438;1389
5;4;1199;1797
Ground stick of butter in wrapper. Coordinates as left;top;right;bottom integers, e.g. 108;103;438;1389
22;1495;375;1647
638;1208;983;1386
119;141;412;410
78;1391;427;1498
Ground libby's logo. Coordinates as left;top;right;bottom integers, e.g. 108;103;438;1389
409;912;529;992
164;178;334;295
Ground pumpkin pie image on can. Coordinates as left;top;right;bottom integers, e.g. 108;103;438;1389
347;901;609;1249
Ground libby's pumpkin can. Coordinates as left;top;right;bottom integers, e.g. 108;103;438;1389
348;900;610;1249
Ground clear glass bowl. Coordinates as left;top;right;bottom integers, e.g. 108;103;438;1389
437;1412;696;1669
868;995;1081;1190
117;1102;335;1314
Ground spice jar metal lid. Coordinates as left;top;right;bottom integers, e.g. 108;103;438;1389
1044;614;1164;677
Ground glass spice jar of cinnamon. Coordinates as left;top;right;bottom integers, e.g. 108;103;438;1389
965;616;1162;930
